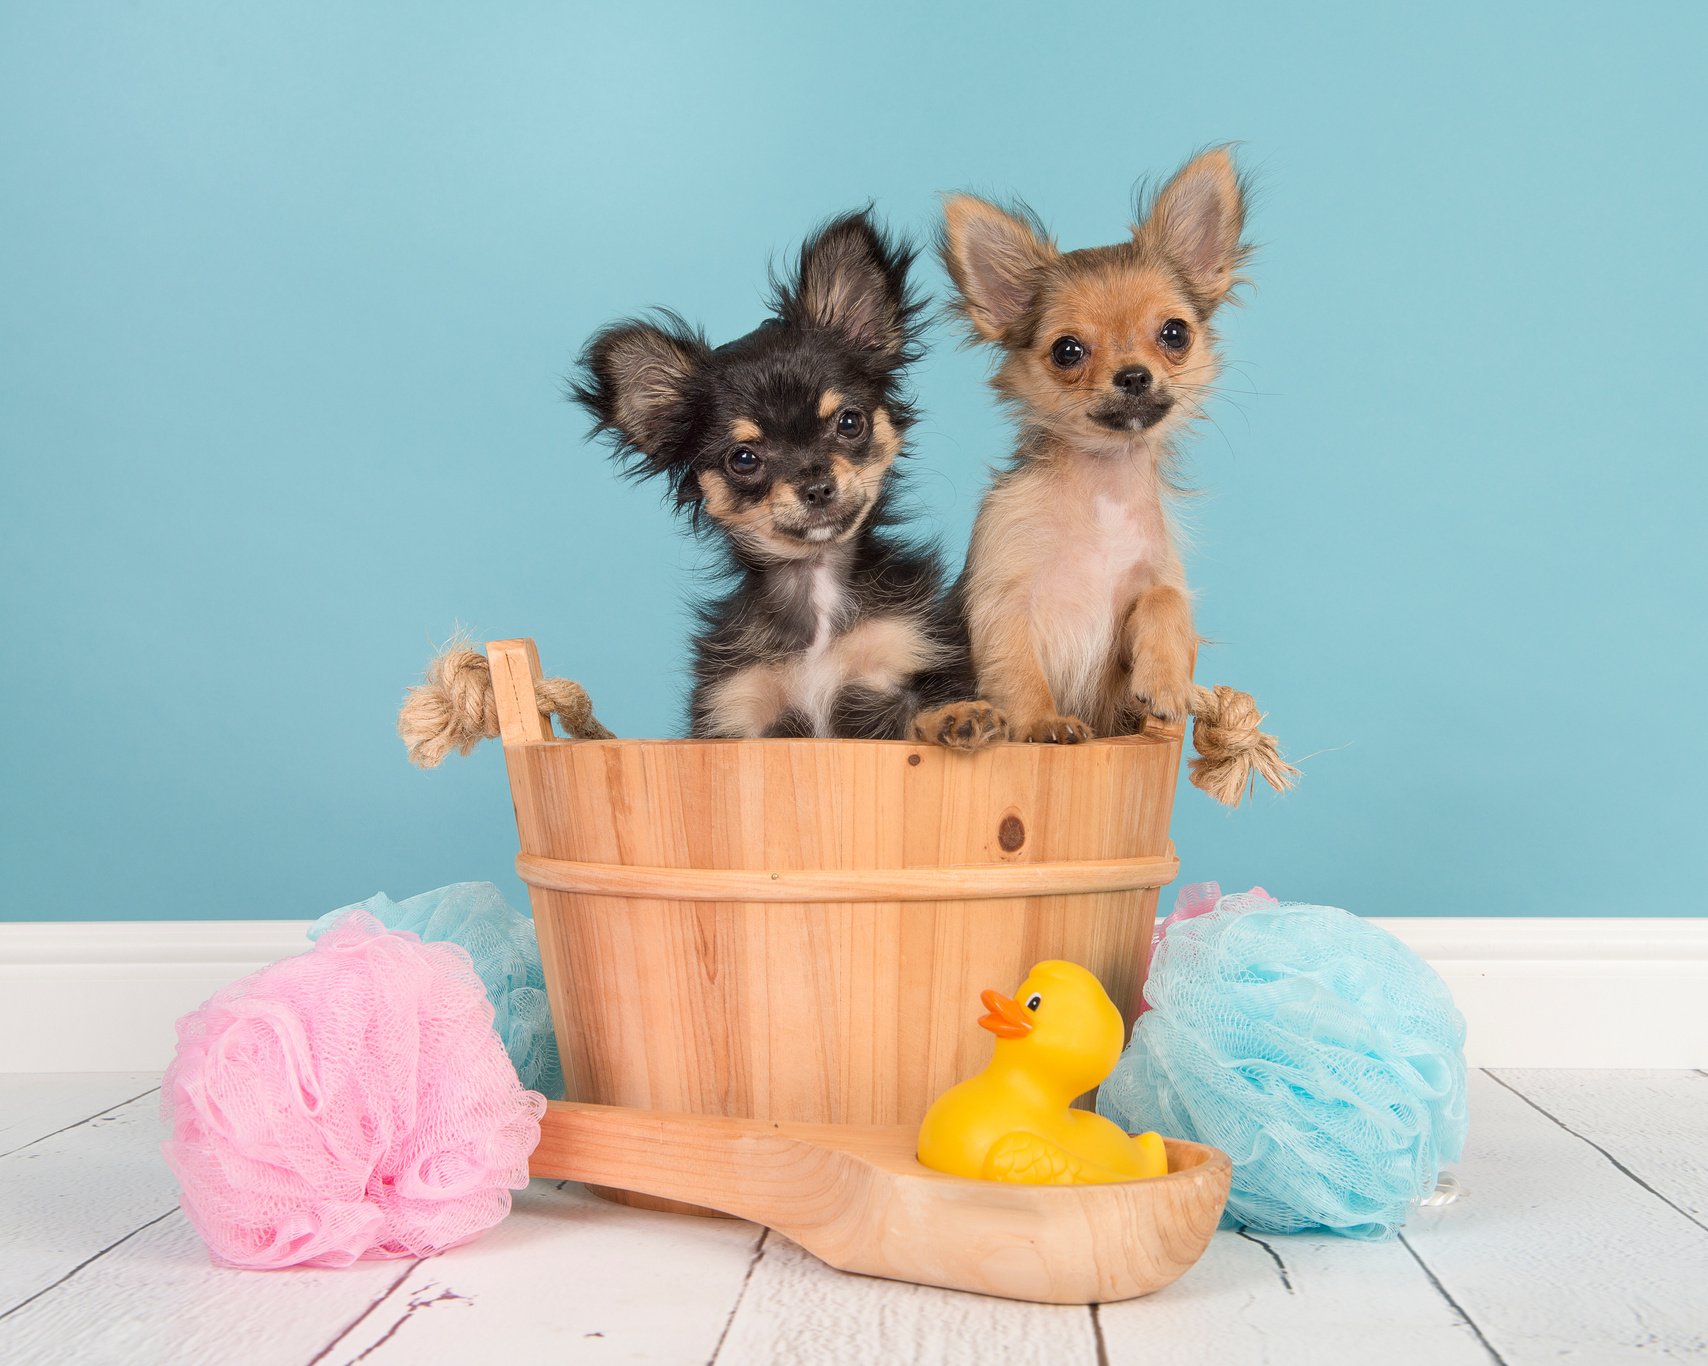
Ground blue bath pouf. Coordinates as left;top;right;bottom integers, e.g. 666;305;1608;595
1098;890;1467;1239
311;882;565;1100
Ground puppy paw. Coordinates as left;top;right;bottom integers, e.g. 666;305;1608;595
1021;713;1093;745
912;701;1009;751
1128;661;1193;724
1125;588;1196;723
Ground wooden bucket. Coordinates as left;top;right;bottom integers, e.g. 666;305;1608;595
488;639;1183;1158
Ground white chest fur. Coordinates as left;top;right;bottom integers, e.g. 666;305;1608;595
1032;495;1158;711
701;561;937;738
792;562;850;729
973;455;1176;720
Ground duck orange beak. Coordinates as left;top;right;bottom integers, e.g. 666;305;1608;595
978;989;1033;1038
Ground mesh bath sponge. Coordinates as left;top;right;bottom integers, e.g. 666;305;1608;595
162;911;546;1269
1099;886;1467;1239
311;882;564;1099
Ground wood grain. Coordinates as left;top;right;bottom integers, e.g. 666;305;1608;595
0;1213;436;1366
1403;1069;1708;1361
0;1086;420;1366
717;1236;1100;1366
1489;1068;1708;1223
325;1185;766;1365
528;1100;1230;1305
9;1071;1708;1365
515;849;1179;901
1099;1228;1493;1364
0;1072;158;1157
0;1089;178;1313
485;638;1186;1139
485;638;548;745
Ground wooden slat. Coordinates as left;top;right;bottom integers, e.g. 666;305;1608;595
516;848;1180;902
506;725;1181;1130
0;1089;179;1314
327;1185;765;1365
714;1235;1100;1366
7;1071;1708;1363
1099;1228;1492;1365
0;1079;418;1366
0;1072;764;1366
1490;1069;1708;1223
485;638;549;745
0;1210;436;1366
1403;1069;1708;1362
505;725;1179;871
0;1072;159;1157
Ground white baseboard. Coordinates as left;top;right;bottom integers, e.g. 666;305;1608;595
1387;919;1708;1069
0;921;314;1075
1;918;1704;1072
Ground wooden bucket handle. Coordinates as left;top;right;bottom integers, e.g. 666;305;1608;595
486;638;552;746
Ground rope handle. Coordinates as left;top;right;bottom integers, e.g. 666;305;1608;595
1185;683;1298;806
398;640;1296;805
398;640;613;769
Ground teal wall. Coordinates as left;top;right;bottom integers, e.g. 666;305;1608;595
3;2;1703;921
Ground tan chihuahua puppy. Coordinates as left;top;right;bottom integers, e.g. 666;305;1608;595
919;148;1248;745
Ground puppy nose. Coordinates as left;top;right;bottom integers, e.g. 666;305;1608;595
801;477;838;507
1112;365;1152;393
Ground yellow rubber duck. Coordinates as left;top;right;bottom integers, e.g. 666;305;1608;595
917;960;1168;1185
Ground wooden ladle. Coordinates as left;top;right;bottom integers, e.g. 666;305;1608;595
530;1101;1231;1305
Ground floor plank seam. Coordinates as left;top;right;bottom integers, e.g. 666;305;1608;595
0;1085;161;1161
302;1257;428;1366
5;1071;1702;1362
1396;1231;1507;1365
1234;1226;1295;1293
0;1206;178;1323
1485;1070;1708;1234
349;1283;470;1364
705;1227;768;1366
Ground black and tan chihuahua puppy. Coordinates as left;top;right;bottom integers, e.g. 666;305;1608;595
916;148;1249;746
574;212;981;741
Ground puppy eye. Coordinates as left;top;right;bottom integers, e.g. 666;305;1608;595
835;408;867;438
1158;319;1191;353
725;447;762;477
1049;336;1086;369
1026;993;1042;1012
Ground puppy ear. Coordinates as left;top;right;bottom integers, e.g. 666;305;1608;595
572;314;708;471
777;210;922;361
1134;146;1248;310
938;194;1057;343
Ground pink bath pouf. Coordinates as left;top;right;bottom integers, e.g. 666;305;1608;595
161;911;546;1269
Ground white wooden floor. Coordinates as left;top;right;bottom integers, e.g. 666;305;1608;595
2;1071;1705;1365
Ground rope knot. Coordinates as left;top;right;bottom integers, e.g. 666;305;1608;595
1186;683;1298;807
398;642;612;768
